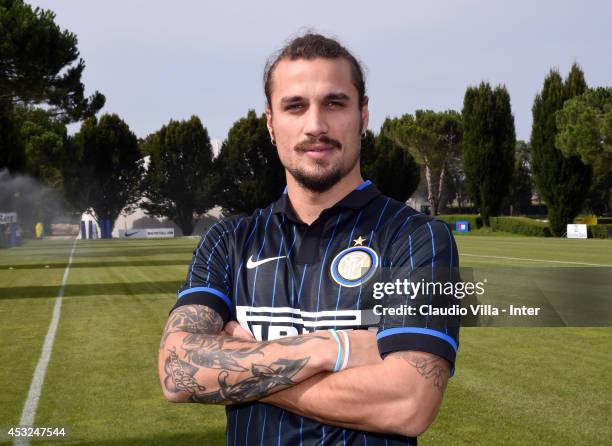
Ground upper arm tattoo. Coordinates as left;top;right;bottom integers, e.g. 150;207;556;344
389;351;450;393
160;305;223;349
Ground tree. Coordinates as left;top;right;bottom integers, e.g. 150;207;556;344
359;129;378;178
556;87;612;214
0;108;23;172
64;114;143;233
462;82;516;225
382;110;462;215
0;0;104;122
0;107;72;237
443;154;468;213
0;0;104;173
16;107;67;187
215;110;285;215
505;141;534;215
361;128;420;202
140;116;215;235
530;65;592;235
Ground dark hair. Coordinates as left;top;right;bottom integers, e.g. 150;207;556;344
264;32;367;110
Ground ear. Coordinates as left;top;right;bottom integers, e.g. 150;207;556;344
265;106;274;140
360;96;370;134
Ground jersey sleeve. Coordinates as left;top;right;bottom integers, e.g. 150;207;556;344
376;219;460;372
170;221;233;324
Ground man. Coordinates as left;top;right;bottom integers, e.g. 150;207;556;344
158;33;460;445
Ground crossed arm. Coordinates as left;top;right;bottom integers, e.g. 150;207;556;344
260;350;448;436
158;304;449;437
158;304;337;404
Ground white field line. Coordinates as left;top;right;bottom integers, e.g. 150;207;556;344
461;253;611;267
14;238;78;446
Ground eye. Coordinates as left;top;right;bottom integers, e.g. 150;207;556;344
285;103;304;111
327;101;344;109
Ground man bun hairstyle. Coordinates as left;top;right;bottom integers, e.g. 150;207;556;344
264;32;367;110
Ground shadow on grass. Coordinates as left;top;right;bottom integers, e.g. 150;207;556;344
27;431;226;446
1;260;189;270
0;281;183;300
1;247;192;259
75;248;193;258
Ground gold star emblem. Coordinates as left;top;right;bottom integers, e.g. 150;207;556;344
353;235;367;246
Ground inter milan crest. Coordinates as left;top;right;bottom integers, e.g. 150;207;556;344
330;235;379;287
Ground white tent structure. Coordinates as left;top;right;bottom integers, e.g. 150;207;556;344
77;209;100;240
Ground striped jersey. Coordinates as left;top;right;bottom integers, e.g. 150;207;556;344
172;180;461;446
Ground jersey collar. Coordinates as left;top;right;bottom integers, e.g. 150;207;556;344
273;180;381;222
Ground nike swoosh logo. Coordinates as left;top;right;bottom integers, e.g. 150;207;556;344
246;255;286;269
125;231;138;237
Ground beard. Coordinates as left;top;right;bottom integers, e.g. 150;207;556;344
289;161;345;193
286;135;360;193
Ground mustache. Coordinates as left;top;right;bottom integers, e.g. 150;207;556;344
294;135;342;151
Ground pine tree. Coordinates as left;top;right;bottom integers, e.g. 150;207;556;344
64;114;143;233
361;129;420;202
1;0;104;173
462;82;516;225
504;141;534;215
556;87;612;214
215;110;285;215
141;116;215;235
530;64;592;235
382;111;462;215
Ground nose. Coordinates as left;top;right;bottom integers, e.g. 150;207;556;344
303;105;328;138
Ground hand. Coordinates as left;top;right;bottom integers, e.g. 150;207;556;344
344;329;383;369
223;320;254;339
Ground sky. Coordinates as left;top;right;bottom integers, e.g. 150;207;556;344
29;0;612;145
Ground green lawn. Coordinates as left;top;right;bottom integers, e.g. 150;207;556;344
0;236;611;445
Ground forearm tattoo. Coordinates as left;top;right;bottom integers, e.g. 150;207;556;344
391;351;450;393
160;304;327;404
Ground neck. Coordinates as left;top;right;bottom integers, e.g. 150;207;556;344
286;167;364;225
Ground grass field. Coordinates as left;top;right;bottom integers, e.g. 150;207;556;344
0;235;611;445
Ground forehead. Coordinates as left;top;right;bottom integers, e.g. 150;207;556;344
270;57;356;102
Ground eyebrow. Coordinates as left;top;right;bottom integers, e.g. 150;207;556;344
324;93;350;102
280;96;304;105
279;92;351;106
